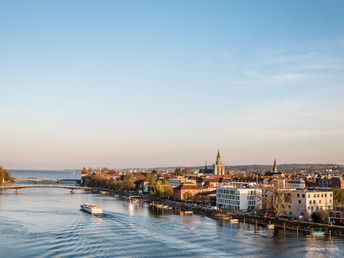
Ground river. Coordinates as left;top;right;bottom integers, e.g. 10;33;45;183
0;170;343;257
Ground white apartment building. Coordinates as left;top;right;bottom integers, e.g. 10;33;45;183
286;190;333;218
270;179;305;189
285;180;305;189
216;186;261;211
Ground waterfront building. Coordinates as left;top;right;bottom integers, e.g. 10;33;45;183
216;185;261;211
173;182;203;201
285;190;333;219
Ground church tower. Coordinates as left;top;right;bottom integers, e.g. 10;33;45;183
213;149;225;176
272;158;278;173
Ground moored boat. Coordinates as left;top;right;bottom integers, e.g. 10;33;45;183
311;231;325;236
266;224;275;230
229;219;239;223
80;204;103;214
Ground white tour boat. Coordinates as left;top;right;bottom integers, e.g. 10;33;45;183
80;204;103;214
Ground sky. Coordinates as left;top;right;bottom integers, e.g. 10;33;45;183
1;0;344;169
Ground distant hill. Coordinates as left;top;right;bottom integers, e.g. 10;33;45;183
151;164;343;173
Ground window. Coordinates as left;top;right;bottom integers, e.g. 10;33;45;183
309;201;312;204
317;194;319;198
330;200;332;203
314;194;316;198
298;200;301;204
308;194;310;198
302;194;305;198
321;194;323;197
313;200;315;204
325;194;327;197
330;193;332;197
319;200;321;204
311;207;313;210
289;212;292;215
297;194;300;197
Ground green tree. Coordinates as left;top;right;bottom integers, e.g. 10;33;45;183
148;174;157;192
333;188;344;205
150;180;164;200
0;166;13;184
311;209;329;223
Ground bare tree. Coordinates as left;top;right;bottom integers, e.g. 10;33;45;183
256;185;290;218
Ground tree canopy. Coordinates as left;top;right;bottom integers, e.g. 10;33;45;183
333;188;344;205
256;185;289;218
311;209;329;223
0;166;13;184
150;180;164;200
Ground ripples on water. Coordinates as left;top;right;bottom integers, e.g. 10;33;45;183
1;174;343;257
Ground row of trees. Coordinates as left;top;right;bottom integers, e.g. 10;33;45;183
84;172;144;192
84;172;173;199
0;166;13;184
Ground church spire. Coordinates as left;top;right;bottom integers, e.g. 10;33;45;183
273;158;278;173
216;149;221;165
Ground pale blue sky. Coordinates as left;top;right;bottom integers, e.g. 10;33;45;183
1;0;343;169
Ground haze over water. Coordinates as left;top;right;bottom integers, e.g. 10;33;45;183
0;170;343;257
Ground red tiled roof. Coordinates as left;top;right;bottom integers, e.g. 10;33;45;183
174;182;202;190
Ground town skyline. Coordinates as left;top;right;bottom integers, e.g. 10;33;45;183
1;1;344;169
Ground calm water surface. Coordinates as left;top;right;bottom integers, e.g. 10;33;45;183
0;170;343;257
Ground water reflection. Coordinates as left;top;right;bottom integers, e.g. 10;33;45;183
1;185;344;257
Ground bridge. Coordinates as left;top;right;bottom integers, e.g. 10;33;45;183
15;178;81;184
0;185;105;194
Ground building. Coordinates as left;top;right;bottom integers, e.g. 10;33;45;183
286;180;305;189
216;185;260;211
332;177;344;189
270;179;305;189
286;190;333;218
213;149;225;176
81;167;88;177
173;182;203;201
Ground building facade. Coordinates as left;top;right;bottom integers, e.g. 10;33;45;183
216;186;260;211
286;190;333;218
173;182;203;201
